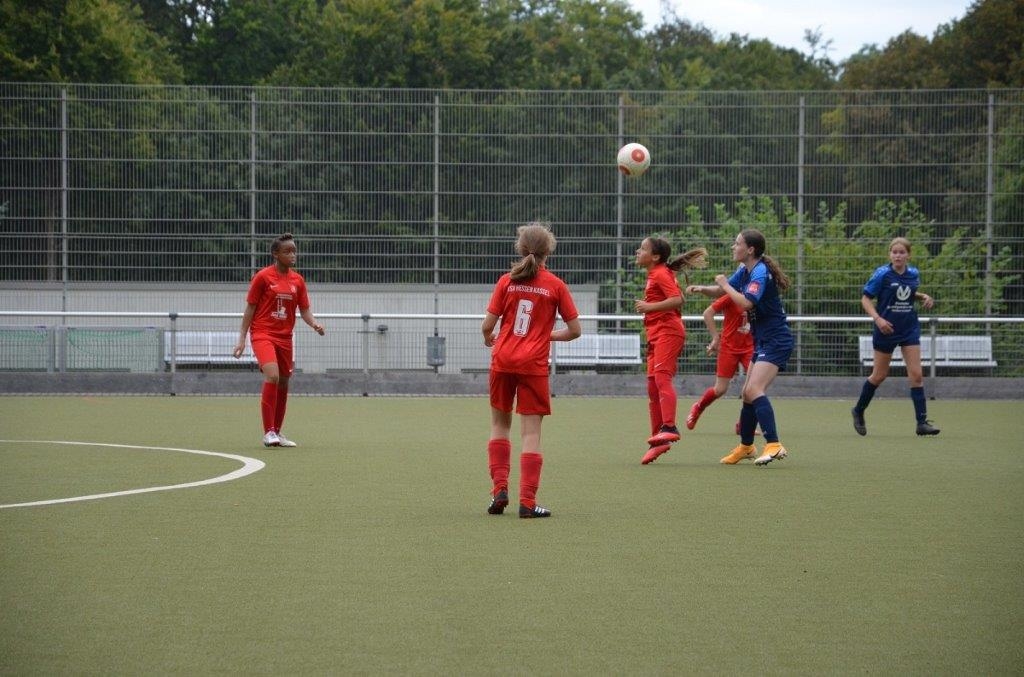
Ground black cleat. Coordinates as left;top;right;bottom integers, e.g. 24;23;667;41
916;420;941;436
519;503;551;519
851;408;867;436
487;489;509;515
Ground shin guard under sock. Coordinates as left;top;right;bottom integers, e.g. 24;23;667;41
487;439;512;492
654;372;677;428
519;452;543;509
647;376;663;434
910;386;927;423
855;380;878;412
274;387;289;433
260;381;278;433
751;395;779;443
739;402;758;445
697;387;719;411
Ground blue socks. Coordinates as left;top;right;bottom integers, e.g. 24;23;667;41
738;402;758;445
751;395;779;443
855;380;878;412
911;386;928;423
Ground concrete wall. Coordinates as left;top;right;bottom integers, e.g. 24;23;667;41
0;282;601;374
1;371;1019;400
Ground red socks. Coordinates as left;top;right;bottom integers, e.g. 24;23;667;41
697;387;719;411
488;443;543;509
519;452;543;509
654;372;677;429
647;376;663;434
273;386;289;432
487;439;511;493
260;381;278;433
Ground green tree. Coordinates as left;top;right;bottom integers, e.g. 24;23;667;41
0;0;182;83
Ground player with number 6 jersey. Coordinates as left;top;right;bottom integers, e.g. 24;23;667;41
481;222;581;519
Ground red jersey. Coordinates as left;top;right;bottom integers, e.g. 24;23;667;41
487;267;579;376
643;264;684;341
246;265;311;342
712;294;753;354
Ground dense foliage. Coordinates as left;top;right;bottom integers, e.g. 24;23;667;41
1;0;1021;89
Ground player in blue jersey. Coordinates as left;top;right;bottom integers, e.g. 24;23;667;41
710;229;794;466
851;237;940;436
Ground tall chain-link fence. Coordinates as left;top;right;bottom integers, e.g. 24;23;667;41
2;85;1022;312
1;84;1023;381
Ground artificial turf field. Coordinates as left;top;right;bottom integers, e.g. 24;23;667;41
1;395;1021;675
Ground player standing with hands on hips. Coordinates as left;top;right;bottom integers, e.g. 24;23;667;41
234;232;324;447
481;222;581;519
851;237;940;436
712;229;794;466
635;236;707;465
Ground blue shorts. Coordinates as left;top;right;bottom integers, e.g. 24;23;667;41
873;328;921;354
752;337;793;371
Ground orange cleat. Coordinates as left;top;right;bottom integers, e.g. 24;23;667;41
720;444;756;464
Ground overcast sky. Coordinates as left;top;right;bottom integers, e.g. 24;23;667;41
627;0;974;61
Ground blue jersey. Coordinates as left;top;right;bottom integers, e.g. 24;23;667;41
863;264;921;344
728;261;791;345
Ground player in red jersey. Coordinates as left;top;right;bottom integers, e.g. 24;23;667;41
683;285;755;433
636;237;707;465
482;222;581;519
233;233;324;447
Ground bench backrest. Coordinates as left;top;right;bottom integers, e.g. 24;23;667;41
164;331;255;363
552;334;642;364
859;335;994;367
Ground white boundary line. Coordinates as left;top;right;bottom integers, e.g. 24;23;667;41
0;440;265;509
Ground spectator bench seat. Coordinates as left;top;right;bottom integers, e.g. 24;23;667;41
164;331;256;366
551;334;642;368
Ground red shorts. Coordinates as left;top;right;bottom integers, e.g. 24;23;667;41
251;337;294;377
646;334;684;377
489;371;551;416
716;349;753;379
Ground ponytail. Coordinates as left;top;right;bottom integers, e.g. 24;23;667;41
667;247;708;285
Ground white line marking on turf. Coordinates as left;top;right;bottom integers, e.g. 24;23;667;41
0;440;265;509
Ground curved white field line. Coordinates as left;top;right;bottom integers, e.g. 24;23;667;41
0;440;265;509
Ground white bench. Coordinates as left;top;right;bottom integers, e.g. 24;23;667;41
164;331;256;365
858;335;996;369
552;334;642;368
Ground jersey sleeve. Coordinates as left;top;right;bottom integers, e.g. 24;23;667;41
245;270;266;305
295;275;311;310
486;276;508;316
862;266;887;298
557;281;579;323
742;263;768;304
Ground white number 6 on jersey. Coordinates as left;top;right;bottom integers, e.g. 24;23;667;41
513;299;534;336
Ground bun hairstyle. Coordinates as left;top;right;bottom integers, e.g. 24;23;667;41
271;232;295;253
510;222;556;281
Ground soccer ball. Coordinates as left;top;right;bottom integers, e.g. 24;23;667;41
617;143;651;177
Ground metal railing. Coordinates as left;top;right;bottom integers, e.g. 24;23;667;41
2;311;1021;378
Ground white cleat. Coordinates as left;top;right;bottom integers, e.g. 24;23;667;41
262;431;281;447
754;443;787;466
276;433;297;448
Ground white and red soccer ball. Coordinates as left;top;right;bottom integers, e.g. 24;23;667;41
617;142;651;177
